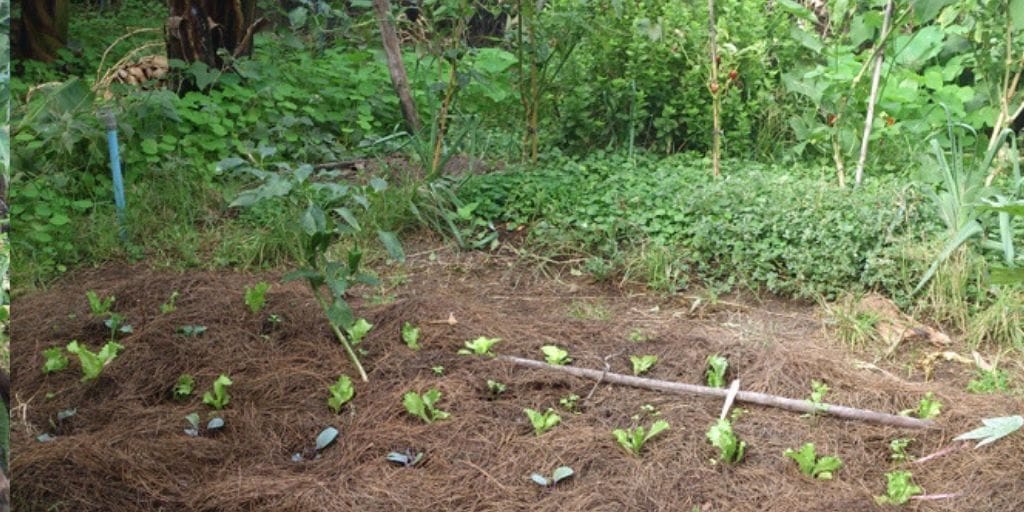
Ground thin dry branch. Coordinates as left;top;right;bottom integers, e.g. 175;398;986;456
500;356;935;429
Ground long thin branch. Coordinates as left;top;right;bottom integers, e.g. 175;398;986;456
854;0;893;187
500;356;935;429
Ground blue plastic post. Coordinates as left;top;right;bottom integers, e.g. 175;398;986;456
100;109;128;241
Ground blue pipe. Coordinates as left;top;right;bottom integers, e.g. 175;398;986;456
100;109;127;241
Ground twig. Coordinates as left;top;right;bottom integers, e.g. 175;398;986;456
913;441;969;465
911;493;963;502
500;356;935;429
460;459;512;494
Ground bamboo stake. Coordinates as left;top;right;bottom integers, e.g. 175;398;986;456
854;0;893;187
500;356;935;429
707;0;721;177
373;0;422;134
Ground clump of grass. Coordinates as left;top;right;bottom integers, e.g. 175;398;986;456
824;293;880;349
567;300;610;321
966;288;1024;350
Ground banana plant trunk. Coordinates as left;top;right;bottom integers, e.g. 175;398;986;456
16;0;70;62
165;0;260;90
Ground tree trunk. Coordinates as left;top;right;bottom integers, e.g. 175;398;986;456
165;0;260;87
16;0;70;62
372;0;422;134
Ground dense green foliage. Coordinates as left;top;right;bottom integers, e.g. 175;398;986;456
462;152;935;299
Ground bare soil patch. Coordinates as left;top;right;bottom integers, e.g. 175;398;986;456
10;244;1024;511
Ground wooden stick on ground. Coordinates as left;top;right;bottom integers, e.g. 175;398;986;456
500;356;935;430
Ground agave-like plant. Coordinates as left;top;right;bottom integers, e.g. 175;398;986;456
913;115;1021;295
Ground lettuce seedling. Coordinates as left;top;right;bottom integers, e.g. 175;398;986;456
42;347;69;374
160;291;180;314
202;374;233;410
874;470;922;505
328;375;355;413
706;354;728;388
524;408;561;436
630;355;658;375
541;345;571;365
174;374;195;400
346;318;373;346
900;392;941;419
784;443;842;480
458;336;500;356
66;340;124;382
806;380;830;413
613;420;670;457
244;282;271;313
706;418;745;463
889;438;914;462
486;379;507;397
85;291;114;318
403;389;450;423
530;466;574;488
402;322;421;350
559;394;580;413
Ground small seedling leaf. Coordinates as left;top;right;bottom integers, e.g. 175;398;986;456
291;453;304;462
316;427;339;451
530;473;550;486
207;417;225;430
37;433;56;443
551;466;574;483
56;408;77;421
402;322;422;350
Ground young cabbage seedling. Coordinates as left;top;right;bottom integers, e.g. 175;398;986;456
613;420;670;457
541;345;571;365
402;322;422;350
706;354;728;388
706;418;745;464
403;389;450;423
524;408;561;436
184;412;225;437
530;466;574;488
387;449;425;467
174;374;195;400
784;443;842;480
630;355;658;375
431;366;445;376
66;340;124;382
292;427;339;462
244;282;271;313
874;470;923;505
177;325;207;337
202;374;233;410
458;336;500;356
42;347;69;374
327;375;355;413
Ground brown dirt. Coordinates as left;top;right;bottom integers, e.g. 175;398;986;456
10;242;1024;512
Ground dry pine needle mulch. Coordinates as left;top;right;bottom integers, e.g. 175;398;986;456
10;249;1024;512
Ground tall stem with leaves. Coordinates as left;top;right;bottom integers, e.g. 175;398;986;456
707;0;721;177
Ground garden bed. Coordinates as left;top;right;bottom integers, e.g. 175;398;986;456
10;243;1023;511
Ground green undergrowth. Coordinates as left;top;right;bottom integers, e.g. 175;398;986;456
462;152;937;301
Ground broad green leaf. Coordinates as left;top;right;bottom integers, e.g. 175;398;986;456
645;420;670;441
377;231;405;262
954;415;1023;448
1012;0;1024;32
990;267;1024;285
301;205;327;236
333;207;360;232
784;443;817;475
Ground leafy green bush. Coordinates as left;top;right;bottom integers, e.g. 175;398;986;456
461;153;932;300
